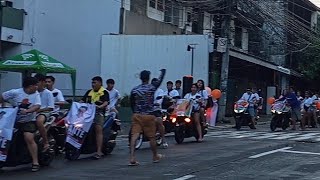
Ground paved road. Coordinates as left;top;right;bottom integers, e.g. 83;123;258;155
2;123;320;180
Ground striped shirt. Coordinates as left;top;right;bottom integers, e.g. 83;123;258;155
131;70;165;114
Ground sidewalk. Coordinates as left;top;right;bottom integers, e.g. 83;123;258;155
118;115;272;138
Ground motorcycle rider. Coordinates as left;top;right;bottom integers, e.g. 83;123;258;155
34;74;55;153
45;75;66;111
106;79;121;119
175;80;183;98
240;88;257;129
152;78;168;149
80;76;109;159
0;77;41;172
278;87;301;130
184;83;203;142
129;69;166;166
165;81;180;99
196;80;208;126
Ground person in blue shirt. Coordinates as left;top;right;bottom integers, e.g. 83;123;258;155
278;87;301;130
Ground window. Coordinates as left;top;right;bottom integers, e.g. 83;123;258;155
157;0;164;11
149;0;156;8
187;12;192;22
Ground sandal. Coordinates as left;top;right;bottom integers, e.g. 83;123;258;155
92;154;103;160
153;154;165;163
128;161;140;166
31;164;40;172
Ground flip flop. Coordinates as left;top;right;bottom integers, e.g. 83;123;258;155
153;154;165;163
92;154;103;160
31;164;40;172
128;161;140;166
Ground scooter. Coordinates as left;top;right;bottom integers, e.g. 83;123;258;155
0;107;55;169
233;100;255;130
270;100;291;131
172;99;207;144
64;102;121;160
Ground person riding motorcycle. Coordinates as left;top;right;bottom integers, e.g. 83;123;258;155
239;88;258;129
164;81;180;99
0;77;41;172
80;76;109;160
152;78;168;148
184;83;203;142
105;79;121;119
196;80;208;126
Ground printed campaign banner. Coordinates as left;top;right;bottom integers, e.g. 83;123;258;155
174;99;192;117
65;102;96;149
0;108;18;162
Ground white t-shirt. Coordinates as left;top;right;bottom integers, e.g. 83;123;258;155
39;89;55;110
164;89;180;98
50;88;65;102
154;88;165;111
198;90;209;99
184;93;201;110
2;88;41;122
107;88;120;110
241;92;259;107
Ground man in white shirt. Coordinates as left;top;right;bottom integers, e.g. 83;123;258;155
34;74;55;152
0;77;41;171
45;76;66;111
240;88;258;129
175;80;183;98
165;81;180;99
106;79;121;118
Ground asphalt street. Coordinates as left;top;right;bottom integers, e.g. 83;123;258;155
2;122;320;180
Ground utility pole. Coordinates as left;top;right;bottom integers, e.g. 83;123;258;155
0;2;4;60
218;0;233;121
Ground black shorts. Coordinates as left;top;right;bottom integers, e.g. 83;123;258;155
15;121;37;133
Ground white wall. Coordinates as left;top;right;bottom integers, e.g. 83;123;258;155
100;35;209;95
1;0;121;95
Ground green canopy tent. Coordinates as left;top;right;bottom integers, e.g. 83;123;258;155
0;49;76;98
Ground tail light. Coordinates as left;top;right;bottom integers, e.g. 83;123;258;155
184;118;191;123
172;118;177;123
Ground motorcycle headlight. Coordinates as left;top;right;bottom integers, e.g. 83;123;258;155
185;118;191;123
234;109;238;113
271;109;276;114
277;111;282;114
172;118;177;123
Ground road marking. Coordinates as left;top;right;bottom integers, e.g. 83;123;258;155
290;133;320;141
280;150;320;156
173;175;196;180
249;147;292;159
251;132;286;139
270;133;301;140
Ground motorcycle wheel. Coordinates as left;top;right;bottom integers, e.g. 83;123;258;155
135;133;143;150
156;133;162;146
235;117;242;130
65;143;80;161
103;141;116;155
174;127;184;144
270;117;277;132
0;162;4;169
282;117;290;130
39;136;55;166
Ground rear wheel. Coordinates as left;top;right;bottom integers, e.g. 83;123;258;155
235;117;242;130
174;127;185;144
134;133;143;150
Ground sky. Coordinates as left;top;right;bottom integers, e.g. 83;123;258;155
310;0;320;7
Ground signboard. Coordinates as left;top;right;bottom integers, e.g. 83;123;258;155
217;37;227;53
0;108;18;162
65;102;96;149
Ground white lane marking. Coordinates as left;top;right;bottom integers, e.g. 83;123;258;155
173;175;196;180
249;147;292;159
280;150;320;156
231;132;266;138
270;133;301;140
290;133;320;141
251;132;286;139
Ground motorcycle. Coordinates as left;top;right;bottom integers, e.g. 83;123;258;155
270;100;291;131
172;98;207;144
64;102;121;160
47;109;69;154
234;100;255;130
0;107;55;169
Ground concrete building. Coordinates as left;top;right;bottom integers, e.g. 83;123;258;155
0;0;121;95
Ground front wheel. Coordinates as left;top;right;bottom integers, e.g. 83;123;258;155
174;126;185;144
65;143;80;160
270;116;277;132
235;117;242;130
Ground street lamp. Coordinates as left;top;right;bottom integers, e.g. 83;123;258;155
187;44;197;76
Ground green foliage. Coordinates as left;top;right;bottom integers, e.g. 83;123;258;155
297;41;320;80
120;94;131;107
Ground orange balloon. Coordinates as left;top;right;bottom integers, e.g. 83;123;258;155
267;97;275;105
316;102;320;110
211;89;222;99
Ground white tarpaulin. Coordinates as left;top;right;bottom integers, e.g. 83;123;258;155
0;107;18;162
65;102;96;149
